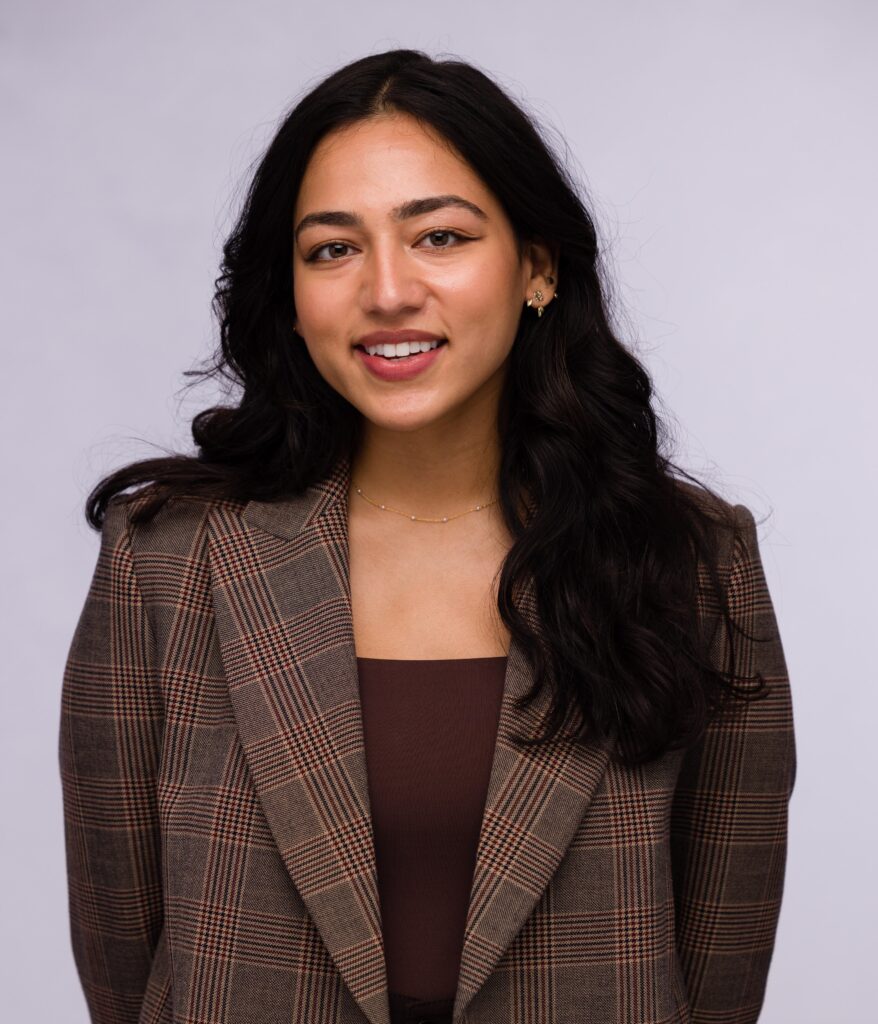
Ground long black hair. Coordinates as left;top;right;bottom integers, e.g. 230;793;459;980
85;48;765;765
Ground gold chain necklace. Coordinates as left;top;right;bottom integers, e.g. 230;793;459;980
352;484;499;523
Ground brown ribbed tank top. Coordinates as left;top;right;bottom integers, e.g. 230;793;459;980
356;656;507;1006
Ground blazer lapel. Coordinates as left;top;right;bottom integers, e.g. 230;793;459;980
451;584;613;1022
206;453;612;1024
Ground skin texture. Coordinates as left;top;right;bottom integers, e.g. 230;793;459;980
291;112;557;657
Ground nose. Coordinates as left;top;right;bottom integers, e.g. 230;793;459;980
359;240;426;318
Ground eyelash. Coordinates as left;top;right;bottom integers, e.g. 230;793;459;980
304;229;472;263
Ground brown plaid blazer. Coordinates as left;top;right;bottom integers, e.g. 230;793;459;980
59;453;796;1024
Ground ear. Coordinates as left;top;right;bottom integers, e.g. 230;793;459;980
521;238;560;308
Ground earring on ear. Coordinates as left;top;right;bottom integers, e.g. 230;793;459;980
526;288;545;317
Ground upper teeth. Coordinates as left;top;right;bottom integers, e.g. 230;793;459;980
364;339;442;357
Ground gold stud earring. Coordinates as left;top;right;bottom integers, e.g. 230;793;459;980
526;288;545;317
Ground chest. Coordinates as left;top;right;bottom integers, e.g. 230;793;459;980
348;506;513;659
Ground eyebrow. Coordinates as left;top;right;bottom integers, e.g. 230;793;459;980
293;194;488;243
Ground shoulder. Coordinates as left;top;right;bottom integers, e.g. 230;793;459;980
100;490;250;608
671;476;738;521
669;477;761;586
103;489;249;555
97;490;250;635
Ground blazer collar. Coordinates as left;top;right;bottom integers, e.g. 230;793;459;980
207;454;612;1024
240;454;351;540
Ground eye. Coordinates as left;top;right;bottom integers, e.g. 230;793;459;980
416;229;470;250
305;241;357;262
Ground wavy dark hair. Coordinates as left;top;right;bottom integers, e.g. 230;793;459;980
85;48;766;766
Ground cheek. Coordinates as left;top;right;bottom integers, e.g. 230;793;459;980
293;280;326;333
442;266;522;351
292;285;348;383
293;267;351;332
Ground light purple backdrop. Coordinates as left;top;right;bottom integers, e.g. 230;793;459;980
2;2;874;1020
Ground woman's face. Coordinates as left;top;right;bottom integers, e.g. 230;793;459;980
291;112;547;435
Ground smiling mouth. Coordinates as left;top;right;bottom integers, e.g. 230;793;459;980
354;339;448;359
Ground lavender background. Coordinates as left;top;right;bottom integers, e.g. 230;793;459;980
2;1;874;1020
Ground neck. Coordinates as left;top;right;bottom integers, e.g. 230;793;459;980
350;425;502;520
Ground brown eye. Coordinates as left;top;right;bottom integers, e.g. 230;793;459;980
417;229;469;249
308;242;354;262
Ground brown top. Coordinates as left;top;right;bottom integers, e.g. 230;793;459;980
356;656;507;1004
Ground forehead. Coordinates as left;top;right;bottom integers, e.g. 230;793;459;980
294;113;493;216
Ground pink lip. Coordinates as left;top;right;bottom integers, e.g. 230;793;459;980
355;339;447;381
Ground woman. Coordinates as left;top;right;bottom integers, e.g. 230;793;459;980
59;49;796;1024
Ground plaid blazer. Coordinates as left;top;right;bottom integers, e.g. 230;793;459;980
59;453;796;1024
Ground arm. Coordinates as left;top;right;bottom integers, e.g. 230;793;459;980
59;498;164;1023
670;503;796;1023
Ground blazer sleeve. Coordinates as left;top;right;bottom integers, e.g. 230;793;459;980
670;503;796;1023
59;498;164;1023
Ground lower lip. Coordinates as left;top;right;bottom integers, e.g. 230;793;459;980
354;341;447;381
